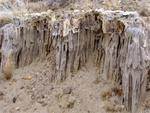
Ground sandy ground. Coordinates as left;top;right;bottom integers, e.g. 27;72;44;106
0;59;119;113
0;58;149;113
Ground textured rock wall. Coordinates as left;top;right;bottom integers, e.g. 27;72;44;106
0;10;149;113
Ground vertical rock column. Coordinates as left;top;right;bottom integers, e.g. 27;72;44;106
54;13;102;81
122;23;149;113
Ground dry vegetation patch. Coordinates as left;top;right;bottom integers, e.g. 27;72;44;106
26;2;49;12
2;51;14;80
101;87;113;100
0;15;12;27
101;84;124;112
103;101;124;113
101;85;123;100
143;97;150;109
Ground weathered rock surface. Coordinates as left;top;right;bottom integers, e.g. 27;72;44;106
0;9;149;113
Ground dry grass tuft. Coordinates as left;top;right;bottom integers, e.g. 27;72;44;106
104;101;116;112
26;2;49;12
104;101;125;112
3;51;14;80
101;84;124;112
112;86;123;97
101;85;123;100
3;61;13;80
0;0;9;4
101;88;113;100
139;8;150;17
143;97;150;109
0;15;12;27
93;77;101;84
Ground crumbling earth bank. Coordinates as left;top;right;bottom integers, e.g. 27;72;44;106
0;9;150;113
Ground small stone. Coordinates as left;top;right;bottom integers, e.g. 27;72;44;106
20;86;24;89
0;91;4;96
13;97;17;103
50;86;54;90
15;107;20;111
93;78;101;84
0;91;4;100
37;99;47;106
42;102;48;107
41;95;45;99
22;75;32;80
59;95;76;109
63;87;72;94
71;74;75;78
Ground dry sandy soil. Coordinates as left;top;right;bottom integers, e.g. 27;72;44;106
0;57;150;113
0;55;118;113
0;58;109;113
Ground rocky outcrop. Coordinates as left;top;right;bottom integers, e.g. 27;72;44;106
0;9;149;113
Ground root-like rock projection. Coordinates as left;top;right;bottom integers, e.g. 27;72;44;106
0;9;149;113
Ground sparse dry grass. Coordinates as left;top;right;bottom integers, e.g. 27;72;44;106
104;101;124;113
103;0;120;9
3;51;14;80
139;8;150;17
143;97;150;109
3;61;13;80
112;86;123;97
101;84;124;112
101;88;113;100
12;9;28;17
26;2;49;12
101;85;123;100
0;0;15;5
0;0;9;4
0;15;12;26
104;101;116;112
0;0;28;18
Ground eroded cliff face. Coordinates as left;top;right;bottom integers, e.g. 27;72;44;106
0;9;150;113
